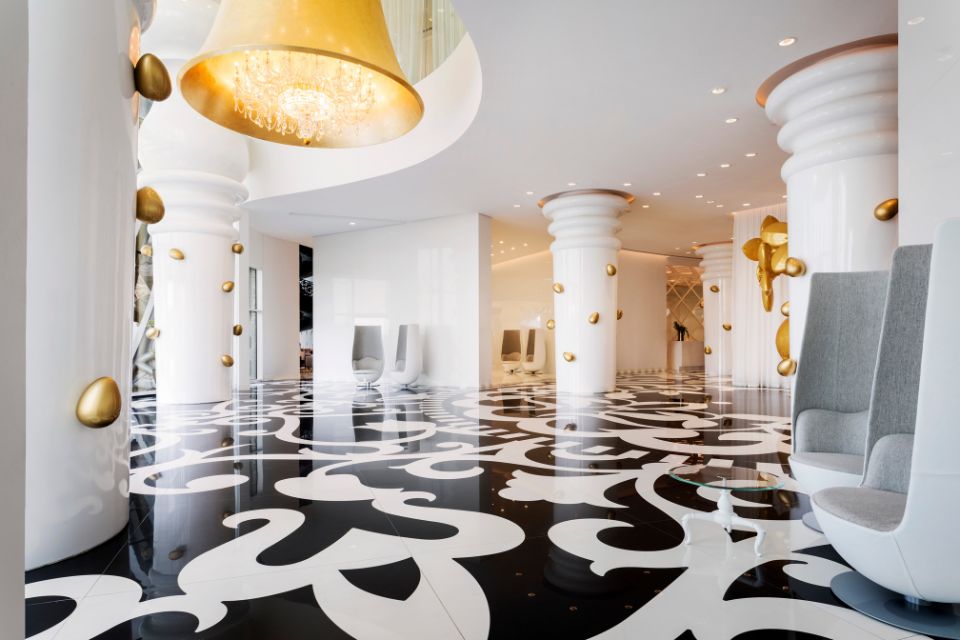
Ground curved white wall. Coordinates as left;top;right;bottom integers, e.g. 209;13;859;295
25;0;139;568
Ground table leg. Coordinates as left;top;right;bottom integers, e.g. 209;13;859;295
730;513;766;556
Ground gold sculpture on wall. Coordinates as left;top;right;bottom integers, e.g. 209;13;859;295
742;215;804;376
75;377;122;428
605;264;617;276
874;198;898;221
588;312;599;324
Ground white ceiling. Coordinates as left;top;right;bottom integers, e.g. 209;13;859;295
244;0;897;261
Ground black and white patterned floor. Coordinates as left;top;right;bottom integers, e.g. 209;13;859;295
25;373;933;639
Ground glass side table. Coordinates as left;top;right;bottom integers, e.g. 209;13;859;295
669;464;785;556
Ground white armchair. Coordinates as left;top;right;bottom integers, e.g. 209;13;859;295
500;329;522;374
521;328;546;374
351;325;384;388
389;323;422;388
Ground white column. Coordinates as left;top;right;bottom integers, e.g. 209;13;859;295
25;0;142;568
140;3;250;405
696;242;733;378
764;45;899;356
540;190;632;394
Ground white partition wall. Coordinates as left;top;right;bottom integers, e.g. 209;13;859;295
540;190;632;394
140;3;250;404
696;242;734;378
764;44;899;356
731;206;790;389
25;0;142;568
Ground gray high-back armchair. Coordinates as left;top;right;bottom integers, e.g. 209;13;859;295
352;325;384;388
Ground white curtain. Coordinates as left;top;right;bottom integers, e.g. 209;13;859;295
731;204;791;389
382;0;426;82
432;0;466;72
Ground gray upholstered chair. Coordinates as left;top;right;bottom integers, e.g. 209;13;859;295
790;269;889;525
812;239;943;636
500;329;522;374
351;325;384;388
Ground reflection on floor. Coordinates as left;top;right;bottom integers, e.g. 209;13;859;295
25;373;934;639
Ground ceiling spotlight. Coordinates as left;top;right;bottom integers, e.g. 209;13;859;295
642;204;650;209
778;37;797;47
490;253;494;257
696;172;707;177
652;191;661;196
499;250;504;254
695;195;703;199
742;202;751;207
523;243;528;247
720;163;731;168
525;191;534;195
675;247;680;250
348;221;356;225
716;204;724;208
724;117;739;124
499;240;504;244
513;204;520;208
711;87;726;95
511;246;516;250
907;16;925;26
567;182;577;187
623;182;632;187
781;194;788;199
745;152;757;158
707;200;715;204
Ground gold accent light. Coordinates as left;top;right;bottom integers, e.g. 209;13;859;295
169;248;185;261
179;0;424;148
588;312;600;324
222;281;235;293
136;187;165;224
546;319;555;330
553;283;565;294
233;324;244;336
76;377;122;428
874;198;899;221
232;242;245;254
606;264;617;276
562;352;576;362
134;54;172;102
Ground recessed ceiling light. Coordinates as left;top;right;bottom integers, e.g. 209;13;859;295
711;87;726;95
499;240;504;244
697;172;707;177
567;182;577;186
720;163;731;168
907;16;925;26
525;190;534;195
675;247;680;250
652;192;661;196
742;202;751;207
513;204;520;208
623;182;632;187
695;194;703;199
499;250;504;254
778;37;797;47
523;243;528;247
716;204;724;208
511;247;516;250
707;200;715;204
348;221;356;225
781;194;788;199
725;117;739;124
490;253;494;257
641;204;650;209
745;152;757;158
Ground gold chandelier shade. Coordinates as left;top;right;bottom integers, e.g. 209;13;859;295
179;0;424;148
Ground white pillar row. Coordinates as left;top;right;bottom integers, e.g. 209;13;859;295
140;3;250;405
763;44;899;357
25;0;145;568
540;189;633;394
696;242;734;378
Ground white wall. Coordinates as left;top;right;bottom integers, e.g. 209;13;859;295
0;0;26;626
247;229;302;380
490;249;668;376
312;214;491;387
899;2;960;245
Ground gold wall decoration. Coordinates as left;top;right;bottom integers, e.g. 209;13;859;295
874;198;898;221
709;284;719;293
742;214;805;312
562;352;576;362
221;355;234;367
588;312;600;324
775;318;796;376
145;327;160;339
546;319;555;330
140;245;153;258
169;248;185;260
784;257;806;277
606;264;617;276
221;281;235;293
136;187;165;224
616;309;623;320
780;301;790;317
704;346;713;355
777;358;798;376
134;53;172;102
552;283;565;294
698;299;704;308
231;242;245;254
221;437;234;447
233;324;244;336
722;323;732;331
167;546;185;561
75;376;122;428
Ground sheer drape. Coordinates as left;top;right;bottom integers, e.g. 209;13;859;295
383;0;426;82
432;0;466;72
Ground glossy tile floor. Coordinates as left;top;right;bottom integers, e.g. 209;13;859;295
25;373;937;639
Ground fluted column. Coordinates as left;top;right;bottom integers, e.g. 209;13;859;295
140;4;250;405
696;242;733;378
539;190;632;394
763;44;898;358
24;0;145;568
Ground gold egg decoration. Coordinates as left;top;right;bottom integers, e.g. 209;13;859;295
784;257;806;277
169;248;185;261
145;327;160;339
722;323;732;331
777;358;798;376
588;312;600;324
874;198;899;221
221;281;235;293
231;242;245;255
562;352;576;362
221;437;234;448
221;355;234;367
781;301;790;317
140;245;153;258
606;264;617;276
742;215;806;313
75;376;122;429
698;299;704;308
709;285;719;293
133;53;172;102
704;346;713;355
167;546;186;561
135;186;165;224
233;324;244;336
616;309;623;320
545;319;555;330
552;283;565;294
775;319;790;359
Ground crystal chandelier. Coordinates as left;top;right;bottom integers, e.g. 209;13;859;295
233;51;378;144
179;0;423;148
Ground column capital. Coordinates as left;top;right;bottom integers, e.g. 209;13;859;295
695;241;733;281
539;189;633;253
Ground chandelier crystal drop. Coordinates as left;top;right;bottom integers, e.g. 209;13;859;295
233;51;378;144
